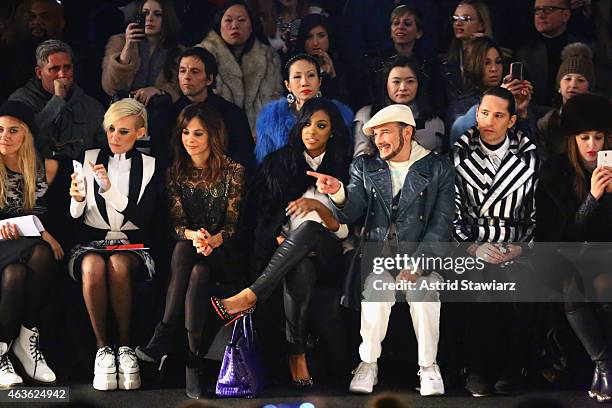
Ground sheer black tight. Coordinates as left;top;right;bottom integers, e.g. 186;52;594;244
0;243;54;342
162;241;217;353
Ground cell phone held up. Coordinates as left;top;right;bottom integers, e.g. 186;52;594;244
597;151;612;168
134;11;146;31
72;160;86;196
509;62;524;82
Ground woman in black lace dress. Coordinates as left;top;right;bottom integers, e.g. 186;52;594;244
0;101;61;388
137;103;246;398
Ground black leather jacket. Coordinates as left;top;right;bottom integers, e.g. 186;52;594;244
333;152;455;267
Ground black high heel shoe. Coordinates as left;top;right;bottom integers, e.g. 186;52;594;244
210;297;256;326
289;356;314;388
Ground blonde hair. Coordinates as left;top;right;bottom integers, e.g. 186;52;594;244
0;121;39;212
446;0;493;64
103;98;148;133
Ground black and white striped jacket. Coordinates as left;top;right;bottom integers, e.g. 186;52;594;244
453;127;538;243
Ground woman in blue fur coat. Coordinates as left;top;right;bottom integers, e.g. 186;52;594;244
255;54;353;164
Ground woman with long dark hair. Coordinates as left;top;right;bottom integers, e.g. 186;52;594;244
293;13;348;104
136;103;246;399
536;94;612;403
102;0;183;103
354;55;444;156
213;97;351;386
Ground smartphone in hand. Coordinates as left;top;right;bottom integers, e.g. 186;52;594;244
72;160;86;195
509;62;524;81
134;11;146;31
597;151;612;168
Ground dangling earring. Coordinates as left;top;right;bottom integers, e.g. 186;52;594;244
315;91;322;98
330;133;334;138
286;92;296;104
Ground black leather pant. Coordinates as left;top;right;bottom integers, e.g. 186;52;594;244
250;221;341;354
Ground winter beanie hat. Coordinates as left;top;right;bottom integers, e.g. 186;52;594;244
556;42;595;89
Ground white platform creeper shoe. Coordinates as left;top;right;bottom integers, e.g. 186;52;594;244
11;326;56;384
117;346;141;390
93;346;117;391
0;342;23;388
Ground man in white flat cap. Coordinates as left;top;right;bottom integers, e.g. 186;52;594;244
308;104;455;396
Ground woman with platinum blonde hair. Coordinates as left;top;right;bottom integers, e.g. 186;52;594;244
67;98;162;391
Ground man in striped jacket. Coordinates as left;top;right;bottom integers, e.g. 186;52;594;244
453;87;538;397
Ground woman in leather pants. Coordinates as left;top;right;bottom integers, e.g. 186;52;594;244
212;97;351;386
536;94;612;403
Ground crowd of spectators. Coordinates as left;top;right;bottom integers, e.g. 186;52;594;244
0;0;611;403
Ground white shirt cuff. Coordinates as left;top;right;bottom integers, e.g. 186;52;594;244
329;181;346;206
70;197;86;218
332;223;349;239
99;184;129;212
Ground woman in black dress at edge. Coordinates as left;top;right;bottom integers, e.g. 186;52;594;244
536;94;612;403
136;103;246;399
68;98;162;392
212;97;351;386
293;13;349;105
0;101;60;387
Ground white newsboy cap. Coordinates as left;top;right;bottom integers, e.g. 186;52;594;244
362;104;416;136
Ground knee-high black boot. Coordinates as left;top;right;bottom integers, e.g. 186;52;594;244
594;304;612;402
566;306;611;400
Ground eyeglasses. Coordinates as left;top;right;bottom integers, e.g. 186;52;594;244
452;15;476;23
533;6;568;15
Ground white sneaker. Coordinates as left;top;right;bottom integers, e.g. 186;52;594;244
418;363;445;396
11;326;56;384
349;361;378;394
93;346;117;391
0;342;23;388
117;346;141;390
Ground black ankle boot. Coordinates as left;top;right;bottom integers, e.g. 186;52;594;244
136;322;175;367
185;352;202;399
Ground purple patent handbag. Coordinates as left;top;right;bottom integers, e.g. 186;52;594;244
215;314;263;398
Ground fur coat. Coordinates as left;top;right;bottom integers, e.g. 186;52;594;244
254;98;354;164
197;30;282;133
101;34;181;102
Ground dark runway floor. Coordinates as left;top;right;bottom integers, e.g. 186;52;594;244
52;384;596;408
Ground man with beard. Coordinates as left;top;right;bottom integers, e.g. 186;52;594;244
1;0;66;101
308;104;454;396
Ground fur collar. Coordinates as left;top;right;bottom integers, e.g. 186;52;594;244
199;30;272;109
